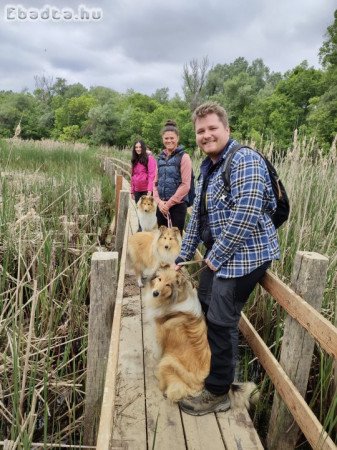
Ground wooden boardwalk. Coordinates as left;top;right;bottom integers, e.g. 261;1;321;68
111;197;263;450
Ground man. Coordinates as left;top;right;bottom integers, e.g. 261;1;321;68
175;101;280;416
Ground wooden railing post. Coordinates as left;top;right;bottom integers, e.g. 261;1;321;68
83;251;118;446
106;159;116;188
114;174;123;226
267;251;329;450
115;190;129;256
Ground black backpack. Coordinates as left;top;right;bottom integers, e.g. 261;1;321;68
221;144;290;228
175;151;196;207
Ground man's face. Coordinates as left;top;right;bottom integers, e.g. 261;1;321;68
195;113;230;161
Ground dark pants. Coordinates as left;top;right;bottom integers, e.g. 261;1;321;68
134;191;148;204
198;261;271;395
156;202;187;234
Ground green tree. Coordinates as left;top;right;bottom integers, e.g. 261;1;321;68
319;9;337;69
151;87;170;104
275;62;324;128
182;57;209;111
53;94;97;138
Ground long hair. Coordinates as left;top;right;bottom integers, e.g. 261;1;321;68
131;140;148;168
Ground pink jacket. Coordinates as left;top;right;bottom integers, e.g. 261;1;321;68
131;154;157;194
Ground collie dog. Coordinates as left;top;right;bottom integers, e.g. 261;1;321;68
127;226;181;287
143;267;259;408
137;195;157;231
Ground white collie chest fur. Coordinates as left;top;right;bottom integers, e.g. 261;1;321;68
138;209;157;231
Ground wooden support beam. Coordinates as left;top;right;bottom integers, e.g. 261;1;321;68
114;175;123;227
239;314;335;450
96;209;130;450
105;159;116;188
260;269;337;359
115;190;129;256
267;251;329;449
83;252;118;446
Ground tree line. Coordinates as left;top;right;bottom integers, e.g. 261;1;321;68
1;10;336;152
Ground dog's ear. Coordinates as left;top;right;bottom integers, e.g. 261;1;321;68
175;270;187;287
159;225;167;234
171;227;180;236
150;272;158;281
140;195;147;201
159;263;170;270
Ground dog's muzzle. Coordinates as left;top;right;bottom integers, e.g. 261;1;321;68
152;290;159;297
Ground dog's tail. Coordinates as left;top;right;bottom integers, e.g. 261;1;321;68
229;382;259;410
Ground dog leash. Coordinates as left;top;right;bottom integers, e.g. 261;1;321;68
166;211;173;229
177;259;208;288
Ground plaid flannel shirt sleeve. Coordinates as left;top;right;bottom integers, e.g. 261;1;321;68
207;151;265;270
178;183;202;262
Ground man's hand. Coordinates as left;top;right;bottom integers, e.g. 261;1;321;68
205;258;216;271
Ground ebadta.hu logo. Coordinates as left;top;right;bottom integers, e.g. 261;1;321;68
4;4;103;21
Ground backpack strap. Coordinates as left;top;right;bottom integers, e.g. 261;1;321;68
221;144;253;194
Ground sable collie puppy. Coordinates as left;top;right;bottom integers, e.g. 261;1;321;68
128;226;182;287
137;195;157;231
144;267;259;408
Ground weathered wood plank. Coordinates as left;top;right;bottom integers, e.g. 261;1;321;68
217;408;264;450
260;270;337;359
240;313;336;450
113;295;146;450
83;252;118;445
267;251;329;449
115;190;129;256
181;412;225;450
96;209;130;450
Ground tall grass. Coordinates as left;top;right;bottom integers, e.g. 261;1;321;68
0;139;114;446
241;135;337;446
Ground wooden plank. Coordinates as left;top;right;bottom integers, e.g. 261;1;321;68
111;158;131;173
115;190;129;256
181;412;225;450
217;409;263;450
142;292;187;450
114;174;123;232
239;313;336;450
112;295;146;450
96;209;130;450
83;252;118;445
267;251;329;449
260;270;337;359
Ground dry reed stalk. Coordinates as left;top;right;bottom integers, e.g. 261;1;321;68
19;280;38;420
11;388;38;450
0;441;96;449
0;232;52;324
0;400;15;425
7;241;97;327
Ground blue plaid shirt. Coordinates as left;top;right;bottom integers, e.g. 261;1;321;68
178;140;280;278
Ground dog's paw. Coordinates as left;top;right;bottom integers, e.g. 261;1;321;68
137;278;144;288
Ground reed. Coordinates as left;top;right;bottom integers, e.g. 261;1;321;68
0;139;114;446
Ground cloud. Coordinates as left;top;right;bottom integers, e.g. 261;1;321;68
0;0;335;96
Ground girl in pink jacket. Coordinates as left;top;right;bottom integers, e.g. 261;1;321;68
131;140;157;204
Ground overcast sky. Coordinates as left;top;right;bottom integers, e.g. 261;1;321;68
0;0;336;97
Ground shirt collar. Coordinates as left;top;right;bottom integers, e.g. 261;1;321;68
200;138;234;175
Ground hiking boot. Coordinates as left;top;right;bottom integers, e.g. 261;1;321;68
179;389;230;416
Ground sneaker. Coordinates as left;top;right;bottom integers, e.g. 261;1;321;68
179;389;230;416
